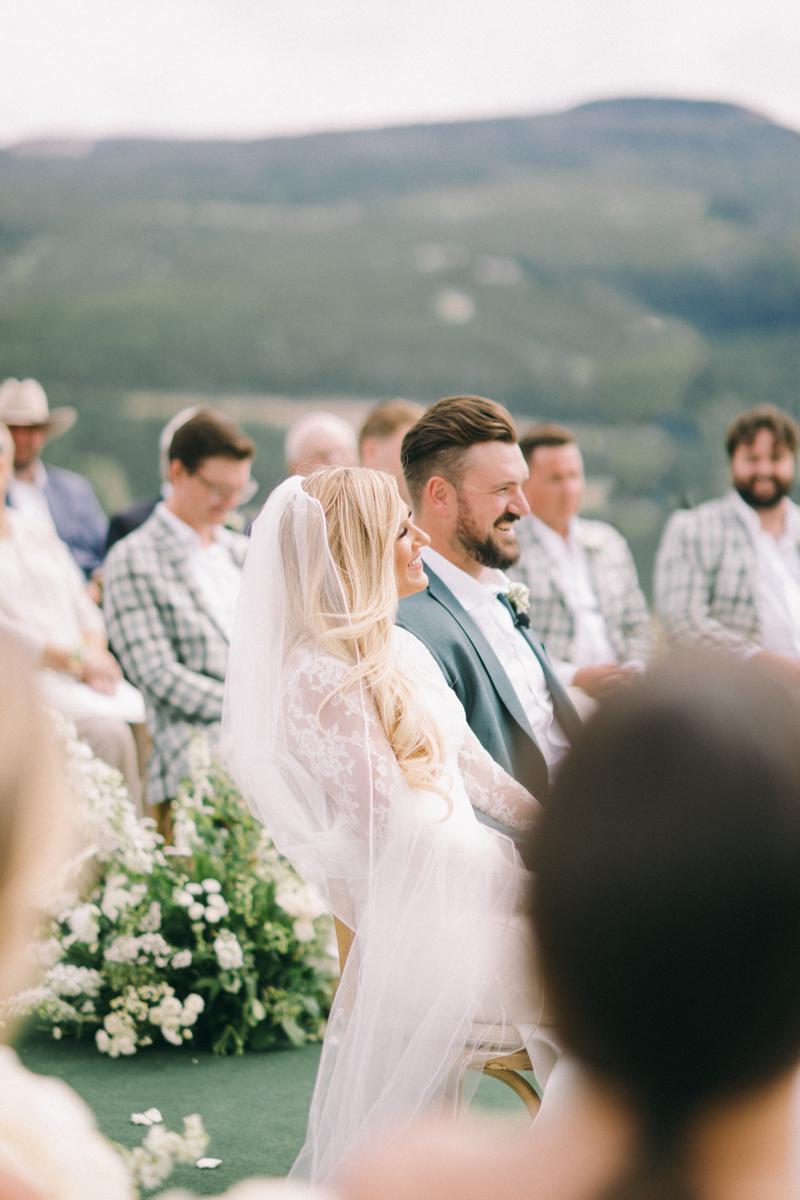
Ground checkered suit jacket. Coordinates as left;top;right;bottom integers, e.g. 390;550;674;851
654;491;800;655
509;516;656;666
103;506;248;804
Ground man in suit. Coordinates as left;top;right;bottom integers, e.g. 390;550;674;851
656;404;800;687
0;377;108;580
105;406;199;553
510;424;655;699
103;408;256;818
397;395;582;836
359;398;424;505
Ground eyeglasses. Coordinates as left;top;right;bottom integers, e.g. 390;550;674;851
194;470;259;505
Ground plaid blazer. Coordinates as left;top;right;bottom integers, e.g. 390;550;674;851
103;507;248;804
654;491;800;654
509;516;656;666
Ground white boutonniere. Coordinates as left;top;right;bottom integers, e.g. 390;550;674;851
505;583;530;616
580;525;605;553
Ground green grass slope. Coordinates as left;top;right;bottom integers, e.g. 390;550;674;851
2;97;800;585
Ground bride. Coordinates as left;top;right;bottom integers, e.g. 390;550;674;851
223;467;560;1186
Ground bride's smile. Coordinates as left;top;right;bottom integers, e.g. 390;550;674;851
395;508;430;598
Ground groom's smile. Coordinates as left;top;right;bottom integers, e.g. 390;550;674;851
451;442;531;572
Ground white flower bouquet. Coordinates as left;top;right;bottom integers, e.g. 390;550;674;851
8;717;336;1057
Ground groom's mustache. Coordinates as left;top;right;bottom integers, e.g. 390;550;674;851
494;511;520;528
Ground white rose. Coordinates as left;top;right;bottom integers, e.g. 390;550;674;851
188;903;206;921
201;879;221;893
213;932;244;971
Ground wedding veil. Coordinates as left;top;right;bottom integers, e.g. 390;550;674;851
223;476;533;1184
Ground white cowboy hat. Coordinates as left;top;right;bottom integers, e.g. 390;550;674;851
0;378;76;438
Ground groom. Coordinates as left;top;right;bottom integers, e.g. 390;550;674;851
397;395;581;838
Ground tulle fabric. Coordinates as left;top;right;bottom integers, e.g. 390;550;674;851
222;477;546;1185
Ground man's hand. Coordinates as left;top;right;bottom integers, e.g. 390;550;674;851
572;664;639;699
82;650;122;696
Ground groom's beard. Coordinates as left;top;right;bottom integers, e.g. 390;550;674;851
455;502;521;570
735;475;793;510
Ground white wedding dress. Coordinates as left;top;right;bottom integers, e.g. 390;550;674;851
223;477;559;1187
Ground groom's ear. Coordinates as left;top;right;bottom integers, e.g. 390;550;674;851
426;475;457;519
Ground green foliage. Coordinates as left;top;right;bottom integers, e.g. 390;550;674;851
8;724;336;1057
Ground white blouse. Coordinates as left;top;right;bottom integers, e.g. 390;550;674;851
0;508;144;724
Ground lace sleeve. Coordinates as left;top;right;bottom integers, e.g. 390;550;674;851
283;648;406;834
457;721;542;833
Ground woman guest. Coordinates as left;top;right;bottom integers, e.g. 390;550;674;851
223;467;560;1185
0;423;146;810
0;634;328;1200
343;655;800;1200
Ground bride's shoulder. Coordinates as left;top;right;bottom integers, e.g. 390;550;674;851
393;627;446;685
287;643;347;681
284;642;351;695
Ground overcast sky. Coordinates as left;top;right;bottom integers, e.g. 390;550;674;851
3;0;800;146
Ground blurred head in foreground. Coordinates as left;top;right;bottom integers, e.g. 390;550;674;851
359;399;425;505
285;412;358;477
533;656;800;1197
0;634;73;1019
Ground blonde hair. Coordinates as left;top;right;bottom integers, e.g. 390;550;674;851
299;466;446;797
0;634;73;1016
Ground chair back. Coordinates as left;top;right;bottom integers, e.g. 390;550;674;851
333;916;355;973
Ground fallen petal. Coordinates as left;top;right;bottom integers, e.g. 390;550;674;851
196;1158;222;1169
130;1113;153;1126
143;1108;163;1123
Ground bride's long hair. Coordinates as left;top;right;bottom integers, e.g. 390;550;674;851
297;466;445;794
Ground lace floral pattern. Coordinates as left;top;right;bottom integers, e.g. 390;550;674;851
284;647;402;835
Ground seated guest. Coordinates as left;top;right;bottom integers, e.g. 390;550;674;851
0;424;145;810
0;635;322;1200
510;425;654;700
0;377;108;581
285;412;358;476
104;410;255;822
656;405;800;688
358;399;424;504
344;656;800;1200
105;406;199;554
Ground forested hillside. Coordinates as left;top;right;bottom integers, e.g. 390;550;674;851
2;97;800;586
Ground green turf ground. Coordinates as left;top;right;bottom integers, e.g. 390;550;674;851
18;1031;533;1194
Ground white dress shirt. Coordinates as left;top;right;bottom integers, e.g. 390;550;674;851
7;459;57;532
422;547;569;769
526;514;619;685
157;503;243;641
733;493;800;658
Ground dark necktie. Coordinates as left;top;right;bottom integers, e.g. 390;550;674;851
496;591;530;629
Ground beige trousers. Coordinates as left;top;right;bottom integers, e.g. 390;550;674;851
74;717;145;815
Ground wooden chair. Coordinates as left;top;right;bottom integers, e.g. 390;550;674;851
332;916;541;1120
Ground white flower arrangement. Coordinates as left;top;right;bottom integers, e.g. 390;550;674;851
6;716;336;1057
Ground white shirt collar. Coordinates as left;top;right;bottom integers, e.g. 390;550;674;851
526;512;580;557
13;459;48;490
421;546;510;611
730;490;800;544
157;501;221;550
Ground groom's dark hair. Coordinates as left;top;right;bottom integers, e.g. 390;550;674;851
401;395;517;507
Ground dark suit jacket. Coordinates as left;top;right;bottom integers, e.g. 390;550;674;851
397;566;581;821
105;495;160;555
